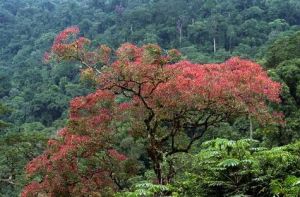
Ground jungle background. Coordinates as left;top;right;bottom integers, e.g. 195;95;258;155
0;0;300;196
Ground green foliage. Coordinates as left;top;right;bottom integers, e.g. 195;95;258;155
0;103;10;130
172;138;300;196
0;123;48;196
266;31;300;68
276;58;300;105
256;32;300;146
116;182;171;197
271;176;300;196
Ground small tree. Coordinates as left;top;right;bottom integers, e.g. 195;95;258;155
22;27;282;196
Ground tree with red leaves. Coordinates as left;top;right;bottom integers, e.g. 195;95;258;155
23;27;282;196
22;90;138;196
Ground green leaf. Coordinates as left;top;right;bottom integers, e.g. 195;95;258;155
218;159;240;168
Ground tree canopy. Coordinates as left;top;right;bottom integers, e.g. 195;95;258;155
22;27;282;196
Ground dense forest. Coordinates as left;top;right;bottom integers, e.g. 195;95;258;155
0;0;300;196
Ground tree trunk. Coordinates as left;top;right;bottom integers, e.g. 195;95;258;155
147;140;163;184
179;29;182;47
249;114;253;140
154;160;163;184
213;37;216;54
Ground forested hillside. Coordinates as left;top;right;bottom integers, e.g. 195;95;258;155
0;0;299;196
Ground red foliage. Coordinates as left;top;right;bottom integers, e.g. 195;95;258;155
23;125;119;196
116;43;142;62
43;52;51;63
51;26;80;56
24;27;282;196
22;90;126;196
98;44;111;65
76;36;91;49
153;57;282;123
108;149;127;161
25;154;49;175
98;46;281;124
52;26;79;50
21;181;48;197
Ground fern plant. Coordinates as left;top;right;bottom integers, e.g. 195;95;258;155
115;182;172;197
271;176;300;196
172;138;300;196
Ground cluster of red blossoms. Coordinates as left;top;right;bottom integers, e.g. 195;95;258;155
22;89;128;196
44;26;111;68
